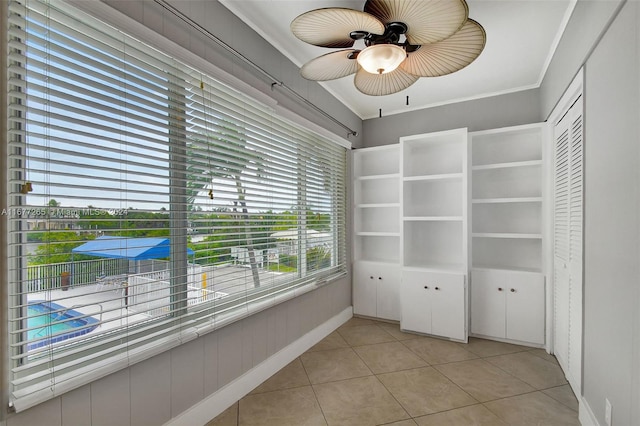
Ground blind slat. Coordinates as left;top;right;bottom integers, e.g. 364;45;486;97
7;0;347;412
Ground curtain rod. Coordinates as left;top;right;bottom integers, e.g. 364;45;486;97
153;0;359;138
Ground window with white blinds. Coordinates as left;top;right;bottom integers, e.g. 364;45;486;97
6;0;347;411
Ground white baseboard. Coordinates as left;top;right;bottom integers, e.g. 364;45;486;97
579;396;600;426
165;306;353;426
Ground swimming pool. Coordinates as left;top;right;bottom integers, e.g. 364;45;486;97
27;301;99;350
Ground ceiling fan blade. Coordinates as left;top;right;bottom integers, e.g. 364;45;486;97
401;19;486;77
354;67;419;96
364;0;468;45
300;50;360;81
291;8;385;48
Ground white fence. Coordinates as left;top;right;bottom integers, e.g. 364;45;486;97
27;258;129;292
127;265;226;317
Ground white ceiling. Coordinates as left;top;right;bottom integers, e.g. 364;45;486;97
220;0;576;120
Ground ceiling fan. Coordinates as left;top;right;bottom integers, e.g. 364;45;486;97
291;0;486;96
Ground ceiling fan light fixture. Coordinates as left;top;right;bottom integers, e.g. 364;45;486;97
357;44;406;75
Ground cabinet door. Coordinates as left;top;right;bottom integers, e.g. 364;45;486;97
353;262;378;318
506;272;545;344
376;264;401;321
400;270;432;334
471;269;506;338
430;273;466;341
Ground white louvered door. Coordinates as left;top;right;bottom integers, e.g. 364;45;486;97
554;116;571;370
553;95;584;396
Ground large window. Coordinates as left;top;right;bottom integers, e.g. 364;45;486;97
6;0;347;411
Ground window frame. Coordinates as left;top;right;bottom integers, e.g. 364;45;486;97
5;0;349;412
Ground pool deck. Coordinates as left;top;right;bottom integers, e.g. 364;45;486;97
27;264;293;335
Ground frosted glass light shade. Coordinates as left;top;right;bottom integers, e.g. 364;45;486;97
357;44;406;75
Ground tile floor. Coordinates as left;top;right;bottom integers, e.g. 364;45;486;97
207;317;580;426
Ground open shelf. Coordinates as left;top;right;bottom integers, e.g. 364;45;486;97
353;145;401;266
403;173;463;182
357;173;400;181
469;123;545;277
402;263;466;273
403;178;463;217
404;216;464;222
472;201;541;234
355;176;399;205
472;197;542;204
471;125;542;166
355;205;400;234
354;234;401;263
472;165;542;199
472;233;542;272
353;145;400;177
403;221;465;269
472;159;542;171
472;265;544;274
402;129;467;177
472;233;543;239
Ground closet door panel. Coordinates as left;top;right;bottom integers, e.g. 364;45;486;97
553;117;571;370
553;91;584;397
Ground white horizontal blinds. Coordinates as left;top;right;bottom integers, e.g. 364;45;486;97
185;71;346;303
7;0;346;411
7;0;193;410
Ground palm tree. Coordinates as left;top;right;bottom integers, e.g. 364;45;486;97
187;121;264;288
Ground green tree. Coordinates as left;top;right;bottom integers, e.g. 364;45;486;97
187;122;265;287
29;231;95;265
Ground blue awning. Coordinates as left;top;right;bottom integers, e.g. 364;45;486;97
72;236;194;260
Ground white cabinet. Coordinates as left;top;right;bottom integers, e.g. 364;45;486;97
353;146;401;321
353;261;400;321
401;270;466;341
352;124;549;346
399;128;468;342
469;123;547;346
471;268;545;344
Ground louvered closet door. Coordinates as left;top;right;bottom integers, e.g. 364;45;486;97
553;95;584;396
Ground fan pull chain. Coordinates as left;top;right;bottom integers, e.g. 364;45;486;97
379;108;382;118
406;96;409;106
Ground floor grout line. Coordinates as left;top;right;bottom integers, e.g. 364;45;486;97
210;318;578;425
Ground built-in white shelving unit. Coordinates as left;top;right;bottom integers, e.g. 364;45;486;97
469;123;547;346
399;128;468;342
353;145;401;321
351;124;548;346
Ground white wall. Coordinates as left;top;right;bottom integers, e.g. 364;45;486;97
362;88;541;148
539;0;622;120
581;2;640;425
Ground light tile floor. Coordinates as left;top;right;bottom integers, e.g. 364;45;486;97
207;317;580;426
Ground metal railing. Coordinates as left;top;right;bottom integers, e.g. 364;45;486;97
27;258;129;292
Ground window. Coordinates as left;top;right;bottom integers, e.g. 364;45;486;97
6;0;347;411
